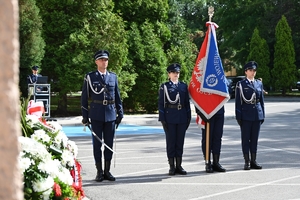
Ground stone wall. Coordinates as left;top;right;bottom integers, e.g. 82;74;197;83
0;0;23;199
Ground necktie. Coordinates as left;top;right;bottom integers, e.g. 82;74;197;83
102;74;105;80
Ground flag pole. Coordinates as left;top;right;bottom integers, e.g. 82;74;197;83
208;6;214;22
205;6;214;164
205;122;210;164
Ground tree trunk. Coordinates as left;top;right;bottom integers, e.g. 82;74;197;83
281;88;287;95
56;93;69;116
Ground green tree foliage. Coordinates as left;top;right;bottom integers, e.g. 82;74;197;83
36;0;91;115
215;0;300;74
247;28;270;87
173;0;208;48
124;22;168;113
165;0;198;83
172;0;229;73
272;15;296;94
113;0;169;25
288;0;300;71
215;0;273;68
19;0;45;97
118;0;198;112
35;0;132;115
114;0;171;112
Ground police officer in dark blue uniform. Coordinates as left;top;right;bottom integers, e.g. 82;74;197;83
27;66;43;96
158;63;191;175
195;106;226;173
27;66;42;84
235;61;265;170
81;50;123;182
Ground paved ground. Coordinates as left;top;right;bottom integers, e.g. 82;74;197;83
57;96;300;200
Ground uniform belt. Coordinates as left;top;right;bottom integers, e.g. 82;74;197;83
166;104;184;110
244;99;260;104
93;100;115;105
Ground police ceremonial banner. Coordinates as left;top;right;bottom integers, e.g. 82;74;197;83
189;22;230;119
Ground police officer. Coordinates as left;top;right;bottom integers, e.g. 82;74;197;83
81;50;123;182
27;66;43;96
235;61;265;170
195;106;226;173
27;66;42;84
158;63;191;175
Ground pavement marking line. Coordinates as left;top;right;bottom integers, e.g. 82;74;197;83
187;174;300;200
82;172;300;187
116;163;203;177
117;182;300;186
259;145;300;155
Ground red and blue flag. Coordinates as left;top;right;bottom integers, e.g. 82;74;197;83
189;22;230;119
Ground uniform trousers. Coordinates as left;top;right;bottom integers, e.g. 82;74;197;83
91;119;115;163
240;120;261;154
165;123;187;158
201;112;224;155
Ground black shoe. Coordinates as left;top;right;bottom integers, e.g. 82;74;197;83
104;171;116;181
244;154;250;170
205;163;214;173
250;153;262;169
169;167;176;175
175;166;187;175
104;161;116;181
212;154;226;172
175;157;187;175
250;161;262;169
95;171;104;182
244;162;250;170
168;158;176;175
212;163;226;172
95;162;104;182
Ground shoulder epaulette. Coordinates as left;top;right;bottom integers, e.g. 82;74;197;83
86;71;97;76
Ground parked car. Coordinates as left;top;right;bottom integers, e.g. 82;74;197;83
226;76;245;98
296;81;300;91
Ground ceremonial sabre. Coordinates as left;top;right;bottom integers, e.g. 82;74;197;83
85;124;117;154
113;122;119;168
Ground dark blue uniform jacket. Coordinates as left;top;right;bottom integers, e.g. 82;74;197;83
235;79;265;121
81;70;123;122
158;81;191;124
27;74;42;84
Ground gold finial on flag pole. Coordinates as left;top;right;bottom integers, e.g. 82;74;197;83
208;6;214;22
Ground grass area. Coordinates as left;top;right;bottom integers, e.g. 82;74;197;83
266;89;300;96
50;95;81;117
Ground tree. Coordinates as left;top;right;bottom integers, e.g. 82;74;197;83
123;21;168;112
36;0;132;115
113;0;169;25
165;0;199;83
114;0;171;112
214;0;274;69
19;0;45;97
173;0;208;48
247;28;270;87
272;15;296;94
